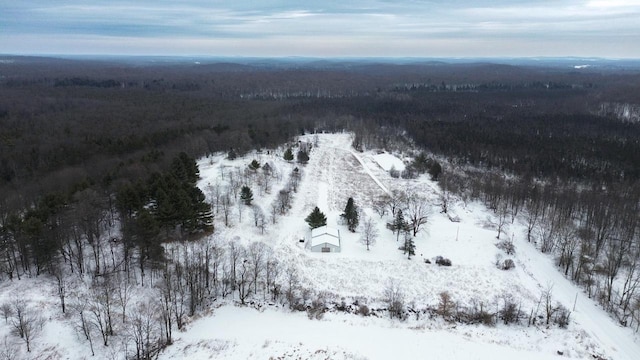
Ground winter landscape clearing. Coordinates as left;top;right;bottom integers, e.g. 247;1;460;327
1;133;639;359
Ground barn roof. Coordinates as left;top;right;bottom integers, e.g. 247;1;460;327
310;226;340;248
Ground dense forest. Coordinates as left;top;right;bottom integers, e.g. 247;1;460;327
2;56;640;356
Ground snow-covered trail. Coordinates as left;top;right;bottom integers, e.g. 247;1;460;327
515;236;640;360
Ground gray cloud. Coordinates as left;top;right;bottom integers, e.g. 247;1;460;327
1;0;639;57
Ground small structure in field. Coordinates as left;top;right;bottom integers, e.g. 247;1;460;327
308;226;341;253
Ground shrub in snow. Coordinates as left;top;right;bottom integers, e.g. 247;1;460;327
401;167;418;179
0;302;12;323
502;259;516;270
496;239;516;255
435;256;452;266
500;297;521;325
307;297;326;320
477;309;495;326
358;304;370;316
469;300;496;326
554;304;571;328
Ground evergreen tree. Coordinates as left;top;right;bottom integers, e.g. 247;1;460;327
116;183;144;219
184;185;213;234
149;155;213;236
240;186;254;205
227;148;237;160
404;231;416;260
134;208;163;265
248;159;261;171
428;160;442;181
154;187;179;229
178;152;199;184
393;209;406;241
297;150;309;164
284;147;294;161
340;197;359;232
305;207;327;229
262;162;272;175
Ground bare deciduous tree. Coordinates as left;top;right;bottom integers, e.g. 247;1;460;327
543;284;555;327
248;242;267;295
0;303;12;324
220;189;233;227
88;277;116;346
277;189;292;214
0;336;19;360
75;189;108;275
10;298;43;352
205;182;222;215
495;201;510;239
269;201;279;225
128;301;163;360
252;206;266;234
70;297;95;356
405;192;432;237
51;264;68;314
265;257;281;302
115;272;133;323
372;194;389;218
360;216;379;251
285;265;300;309
383;279;405;319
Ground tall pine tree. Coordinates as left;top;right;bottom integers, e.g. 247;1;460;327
404;231;415;260
305;207;327;229
283;147;294;161
340;197;359;232
393;209;407;242
240;186;254;205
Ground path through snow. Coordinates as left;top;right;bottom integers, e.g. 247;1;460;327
516;236;639;360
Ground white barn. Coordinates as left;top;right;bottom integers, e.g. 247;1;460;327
308;226;341;253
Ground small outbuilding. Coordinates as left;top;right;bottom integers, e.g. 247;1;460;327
308;226;341;253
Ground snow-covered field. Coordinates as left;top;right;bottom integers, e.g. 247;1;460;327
1;132;639;359
166;133;639;359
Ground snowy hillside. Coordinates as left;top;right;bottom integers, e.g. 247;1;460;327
165;133;639;359
1;133;638;359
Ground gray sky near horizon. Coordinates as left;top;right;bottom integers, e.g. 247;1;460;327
1;0;639;58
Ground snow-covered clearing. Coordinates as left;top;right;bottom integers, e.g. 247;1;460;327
1;132;638;359
373;152;406;172
168;132;639;359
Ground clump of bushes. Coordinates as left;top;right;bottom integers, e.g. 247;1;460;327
554;304;571;328
499;296;522;325
496;239;516;255
307;295;326;320
435;256;452;266
468;300;496;326
358;304;371;316
501;259;515;270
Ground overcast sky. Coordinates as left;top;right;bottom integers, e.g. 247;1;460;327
1;0;639;58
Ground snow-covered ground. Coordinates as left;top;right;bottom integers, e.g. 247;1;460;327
166;133;640;359
1;132;638;359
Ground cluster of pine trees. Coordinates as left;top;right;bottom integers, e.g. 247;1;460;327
116;153;213;269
